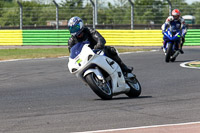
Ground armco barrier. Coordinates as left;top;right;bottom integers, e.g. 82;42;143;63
23;30;70;45
185;29;200;46
0;30;23;45
98;30;163;46
0;29;199;46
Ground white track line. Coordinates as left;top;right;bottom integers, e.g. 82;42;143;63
0;57;46;63
72;121;200;133
120;50;158;55
0;50;158;63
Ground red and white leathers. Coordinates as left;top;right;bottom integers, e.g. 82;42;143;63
161;16;187;53
161;16;187;35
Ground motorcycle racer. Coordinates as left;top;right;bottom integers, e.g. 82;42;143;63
67;16;133;73
161;9;187;54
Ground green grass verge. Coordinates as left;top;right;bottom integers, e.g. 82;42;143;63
0;48;151;61
188;64;200;68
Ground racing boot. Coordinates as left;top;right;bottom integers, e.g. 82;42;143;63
112;54;133;73
179;43;184;54
104;46;133;73
179;49;184;54
119;62;133;73
179;41;184;54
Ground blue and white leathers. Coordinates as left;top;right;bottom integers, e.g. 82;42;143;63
161;16;187;37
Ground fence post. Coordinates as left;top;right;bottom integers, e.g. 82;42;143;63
53;0;59;29
17;1;23;29
89;0;95;29
128;0;134;30
166;0;172;16
95;0;98;25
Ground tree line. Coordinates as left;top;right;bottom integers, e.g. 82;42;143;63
0;0;199;27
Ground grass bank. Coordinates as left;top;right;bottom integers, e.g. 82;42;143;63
0;48;151;61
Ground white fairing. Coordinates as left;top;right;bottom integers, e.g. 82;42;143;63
68;44;130;95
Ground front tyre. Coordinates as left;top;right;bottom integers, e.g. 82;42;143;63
165;43;173;63
126;77;141;98
85;73;112;100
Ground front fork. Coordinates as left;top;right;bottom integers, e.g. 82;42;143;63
165;41;179;51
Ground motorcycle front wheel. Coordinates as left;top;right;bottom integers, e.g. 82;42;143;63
125;77;141;98
165;43;173;63
85;73;112;100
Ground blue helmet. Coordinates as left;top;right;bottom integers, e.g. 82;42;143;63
68;16;84;36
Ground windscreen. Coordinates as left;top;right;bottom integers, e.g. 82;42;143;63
70;41;90;59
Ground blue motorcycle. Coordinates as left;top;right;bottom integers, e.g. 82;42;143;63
163;27;181;62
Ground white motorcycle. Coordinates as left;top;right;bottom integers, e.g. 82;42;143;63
68;41;141;100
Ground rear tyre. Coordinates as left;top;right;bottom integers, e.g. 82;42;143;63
85;73;112;100
170;50;179;62
170;57;176;62
125;77;141;98
165;43;173;63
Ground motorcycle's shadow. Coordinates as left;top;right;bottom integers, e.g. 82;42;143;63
94;95;153;101
173;60;195;63
160;49;196;63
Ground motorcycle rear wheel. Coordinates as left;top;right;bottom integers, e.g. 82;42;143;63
170;57;176;62
85;73;112;100
125;77;141;98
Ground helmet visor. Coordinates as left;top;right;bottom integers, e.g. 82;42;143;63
69;23;81;35
173;15;179;20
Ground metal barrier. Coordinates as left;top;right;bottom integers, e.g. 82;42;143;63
0;30;23;45
0;29;199;46
22;30;70;45
185;29;200;46
98;30;163;46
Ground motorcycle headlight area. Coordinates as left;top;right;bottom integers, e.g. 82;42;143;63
70;54;93;73
72;68;78;72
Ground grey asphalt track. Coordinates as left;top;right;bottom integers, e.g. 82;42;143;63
0;47;199;133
